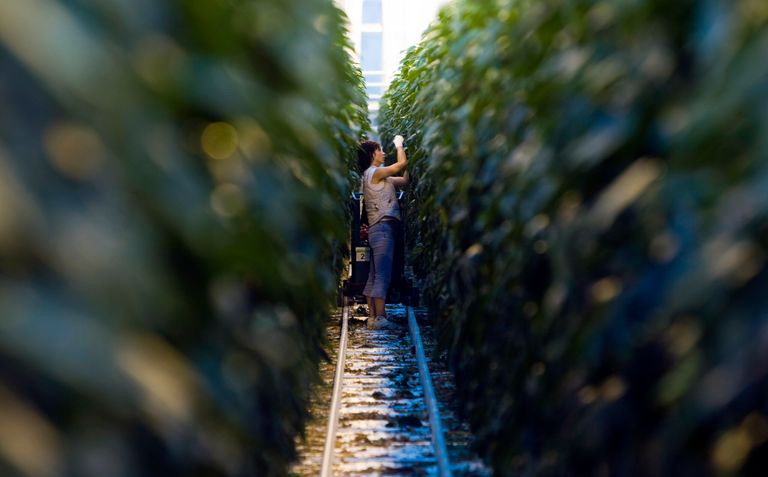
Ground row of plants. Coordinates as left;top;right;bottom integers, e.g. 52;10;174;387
0;1;367;476
379;0;768;474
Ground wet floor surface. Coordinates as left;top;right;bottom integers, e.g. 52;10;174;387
290;305;490;476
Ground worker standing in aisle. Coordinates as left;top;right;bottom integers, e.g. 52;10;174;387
357;135;409;329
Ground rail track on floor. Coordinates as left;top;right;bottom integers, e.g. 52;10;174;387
291;304;489;476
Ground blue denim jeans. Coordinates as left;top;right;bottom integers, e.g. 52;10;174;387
363;220;399;299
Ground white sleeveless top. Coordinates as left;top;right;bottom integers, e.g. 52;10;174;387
363;167;401;226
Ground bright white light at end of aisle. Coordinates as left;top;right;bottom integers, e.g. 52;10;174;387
338;0;454;89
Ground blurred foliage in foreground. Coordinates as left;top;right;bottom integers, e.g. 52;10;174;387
379;0;768;474
0;1;368;476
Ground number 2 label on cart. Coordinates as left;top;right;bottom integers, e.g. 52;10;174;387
355;247;370;262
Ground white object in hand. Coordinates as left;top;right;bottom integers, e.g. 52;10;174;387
393;135;404;148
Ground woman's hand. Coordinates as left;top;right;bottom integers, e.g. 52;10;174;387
374;134;408;183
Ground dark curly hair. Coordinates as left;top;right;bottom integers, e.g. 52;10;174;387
357;140;381;173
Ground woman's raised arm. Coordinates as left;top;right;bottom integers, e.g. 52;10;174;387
373;135;407;183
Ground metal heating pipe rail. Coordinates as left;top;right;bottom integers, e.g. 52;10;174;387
408;306;452;477
320;305;349;477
